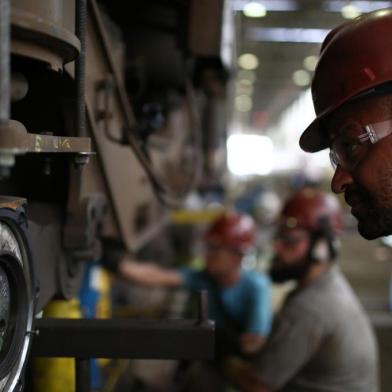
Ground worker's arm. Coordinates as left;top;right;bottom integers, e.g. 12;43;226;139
240;275;272;355
118;256;184;287
242;304;325;392
240;333;266;354
224;357;273;392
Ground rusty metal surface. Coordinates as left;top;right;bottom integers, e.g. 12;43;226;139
84;2;169;253
146;92;201;199
0;196;26;210
189;0;225;57
11;1;80;65
85;102;168;252
26;134;91;153
0;119;91;154
88;0;135;127
63;160;107;261
75;0;87;137
27;203;86;309
0;0;10;128
89;0;201;205
77;146;120;240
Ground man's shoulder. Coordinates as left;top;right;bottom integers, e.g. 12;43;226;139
283;268;361;323
240;270;270;289
282;286;330;323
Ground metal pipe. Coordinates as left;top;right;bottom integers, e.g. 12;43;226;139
75;358;90;392
0;0;10;129
31;317;215;359
197;290;209;325
75;0;87;137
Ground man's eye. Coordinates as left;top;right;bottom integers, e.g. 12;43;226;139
345;142;364;158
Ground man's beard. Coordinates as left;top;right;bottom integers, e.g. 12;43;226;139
347;182;392;240
357;207;392;239
269;255;312;283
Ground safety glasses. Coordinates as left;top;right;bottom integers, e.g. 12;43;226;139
329;118;392;170
274;231;309;247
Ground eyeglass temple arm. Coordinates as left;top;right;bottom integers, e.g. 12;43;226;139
365;120;392;143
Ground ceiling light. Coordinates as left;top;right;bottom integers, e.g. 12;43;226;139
303;55;318;72
247;27;329;43
341;3;362;19
234;0;392;13
238;53;259;70
238;79;252;86
238;70;257;82
292;70;311;87
232;0;298;12
243;1;267;17
227;134;274;176
235;95;253;112
324;1;392;13
237;81;254;95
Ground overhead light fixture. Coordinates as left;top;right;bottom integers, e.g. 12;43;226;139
303;55;318;72
234;0;392;13
233;0;298;11
243;1;267;17
324;1;392;13
238;79;253;86
247;27;329;43
341;3;362;19
238;70;257;83
238;53;259;70
237;81;254;95
235;95;253;112
292;70;311;87
227;134;274;176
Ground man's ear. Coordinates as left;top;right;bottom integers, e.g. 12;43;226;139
311;239;330;261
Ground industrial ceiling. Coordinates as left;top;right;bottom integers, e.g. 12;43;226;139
233;0;392;133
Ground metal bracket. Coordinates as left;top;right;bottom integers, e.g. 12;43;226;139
31;317;215;359
0;120;91;154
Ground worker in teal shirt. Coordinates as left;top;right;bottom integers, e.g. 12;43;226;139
180;266;271;350
115;211;272;359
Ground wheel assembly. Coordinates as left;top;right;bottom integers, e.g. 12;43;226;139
0;201;35;392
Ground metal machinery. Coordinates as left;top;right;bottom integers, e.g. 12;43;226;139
0;0;233;390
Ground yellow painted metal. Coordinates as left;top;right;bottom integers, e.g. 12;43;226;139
171;208;224;224
32;299;82;392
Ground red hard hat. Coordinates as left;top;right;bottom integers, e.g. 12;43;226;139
279;188;343;234
204;211;256;252
300;8;392;152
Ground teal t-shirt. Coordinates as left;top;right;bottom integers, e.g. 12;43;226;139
180;267;272;335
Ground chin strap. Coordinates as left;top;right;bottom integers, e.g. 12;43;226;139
308;217;339;263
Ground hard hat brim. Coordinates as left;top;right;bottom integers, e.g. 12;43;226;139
300;117;329;153
300;81;392;153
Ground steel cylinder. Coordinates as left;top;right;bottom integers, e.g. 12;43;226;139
11;0;80;68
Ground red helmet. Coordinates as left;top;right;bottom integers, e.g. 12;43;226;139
204;211;256;253
279;188;343;235
300;8;392;152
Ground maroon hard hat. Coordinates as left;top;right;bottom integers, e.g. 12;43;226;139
279;188;343;234
205;211;256;252
300;8;392;153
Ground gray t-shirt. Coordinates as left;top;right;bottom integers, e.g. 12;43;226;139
255;266;378;392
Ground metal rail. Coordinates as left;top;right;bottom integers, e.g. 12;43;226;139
31;317;214;359
75;0;87;138
0;0;10;129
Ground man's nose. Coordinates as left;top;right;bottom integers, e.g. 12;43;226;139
331;165;354;194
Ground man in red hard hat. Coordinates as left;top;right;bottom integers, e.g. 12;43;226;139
107;210;272;390
229;188;378;392
299;8;392;240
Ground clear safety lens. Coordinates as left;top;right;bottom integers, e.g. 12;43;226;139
329;118;392;170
